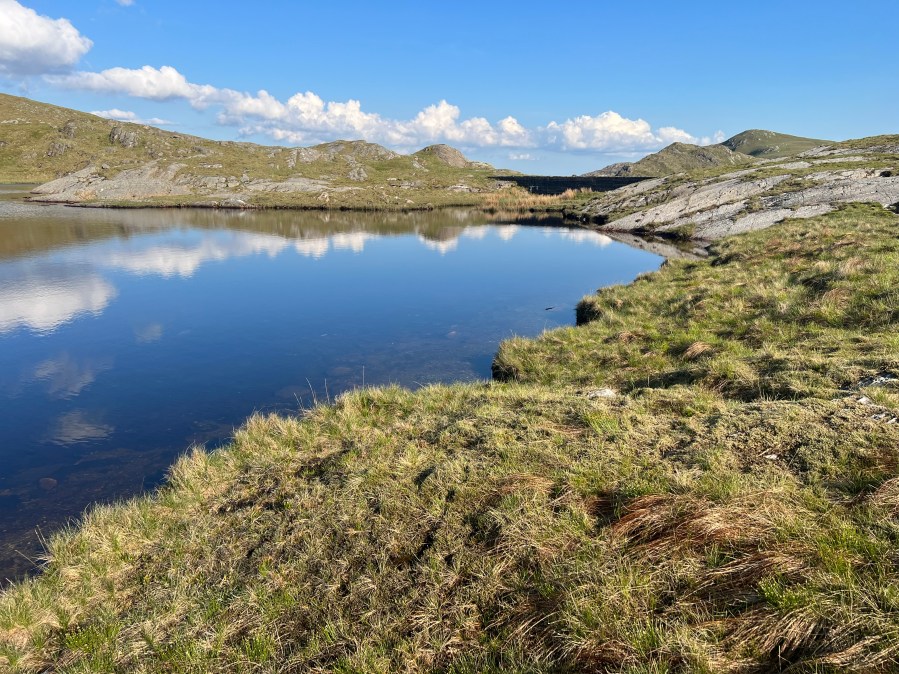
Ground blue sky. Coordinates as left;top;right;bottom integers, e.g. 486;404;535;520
1;0;897;173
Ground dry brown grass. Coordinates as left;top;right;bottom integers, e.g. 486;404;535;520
482;187;593;212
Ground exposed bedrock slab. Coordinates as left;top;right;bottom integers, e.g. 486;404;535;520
576;159;899;240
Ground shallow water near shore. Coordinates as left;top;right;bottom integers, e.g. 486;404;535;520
0;186;662;581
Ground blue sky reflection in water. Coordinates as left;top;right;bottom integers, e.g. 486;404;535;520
0;194;662;579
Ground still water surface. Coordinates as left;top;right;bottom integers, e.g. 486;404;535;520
0;186;662;580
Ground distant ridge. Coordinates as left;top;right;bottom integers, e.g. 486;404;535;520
586;129;829;177
585;142;754;178
721;129;829;159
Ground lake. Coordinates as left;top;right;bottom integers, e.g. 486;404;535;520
0;186;662;581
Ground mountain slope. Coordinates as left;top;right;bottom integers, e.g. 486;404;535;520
586;141;755;177
587;130;831;178
721;129;829;159
0;93;498;208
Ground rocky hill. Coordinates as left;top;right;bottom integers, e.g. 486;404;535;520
587;130;828;178
0;93;499;209
587;142;755;177
721;129;829;159
572;134;899;239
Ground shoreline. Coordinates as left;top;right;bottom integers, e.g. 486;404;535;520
2;202;898;669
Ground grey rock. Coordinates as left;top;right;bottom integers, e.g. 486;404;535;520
109;126;139;148
60;121;77;139
316;141;398;162
285;148;325;169
812;156;869;164
219;198;249;208
31;162;193;202
604;176;791;232
46;141;68;157
243;176;331;193
348;166;368;182
714;168;760;181
763;161;812;170
575;149;899;240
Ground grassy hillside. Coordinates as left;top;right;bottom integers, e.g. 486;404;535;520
721;129;829;159
2;203;898;672
587;142;755;177
587;130;829;178
0;93;508;209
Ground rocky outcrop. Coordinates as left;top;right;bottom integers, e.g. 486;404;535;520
27;162;353;203
46;141;68;157
315;140;399;162
31;162;193;202
243;176;334;193
574;147;899;240
415;144;472;168
109;126;140;148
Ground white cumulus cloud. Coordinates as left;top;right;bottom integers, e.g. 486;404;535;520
544;111;674;151
0;0;92;75
51;64;222;106
91;108;173;126
50;63;716;154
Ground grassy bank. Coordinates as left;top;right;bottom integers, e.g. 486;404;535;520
2;205;899;672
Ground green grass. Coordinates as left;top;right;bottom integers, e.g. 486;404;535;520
1;204;899;671
494;203;899;401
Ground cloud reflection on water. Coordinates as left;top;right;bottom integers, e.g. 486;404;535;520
47;409;114;445
0;268;116;334
96;232;290;278
31;353;114;399
134;322;164;344
0;216;574;335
